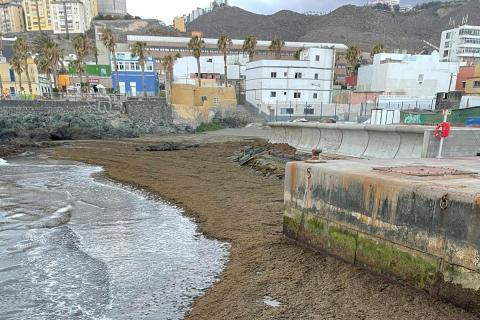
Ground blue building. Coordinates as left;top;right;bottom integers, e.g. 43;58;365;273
111;52;159;96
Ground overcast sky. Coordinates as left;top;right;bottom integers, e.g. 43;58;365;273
126;0;425;25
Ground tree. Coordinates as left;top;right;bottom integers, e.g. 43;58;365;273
101;28;120;93
370;43;384;58
346;45;362;75
242;35;257;60
161;53;180;104
34;34;64;90
10;56;23;95
269;38;285;60
69;59;85;85
188;35;205;87
217;34;232;87
72;34;91;89
13;38;32;94
130;41;148;97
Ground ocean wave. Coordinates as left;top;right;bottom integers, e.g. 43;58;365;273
27;205;73;229
0;158;9;166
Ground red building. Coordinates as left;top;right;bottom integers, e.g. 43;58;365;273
456;65;476;92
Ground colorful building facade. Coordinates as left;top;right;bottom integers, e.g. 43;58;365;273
0;0;25;33
111;52;159;96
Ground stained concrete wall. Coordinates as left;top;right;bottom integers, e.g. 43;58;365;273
284;159;480;312
171;84;237;108
270;122;480;158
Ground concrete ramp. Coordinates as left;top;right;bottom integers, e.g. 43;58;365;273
269;122;480;159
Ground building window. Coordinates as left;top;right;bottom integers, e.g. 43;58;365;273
201;96;207;102
313;93;318;99
9;68;15;81
284;92;287;95
443;50;449;58
418;74;424;84
316;55;320;61
280;108;294;115
294;92;301;98
271;72;277;78
270;91;276;97
213;97;220;104
314;73;319;80
295;72;302;79
462;81;466;89
474;81;480;88
284;72;287;77
304;108;314;115
207;58;213;62
445;32;451;39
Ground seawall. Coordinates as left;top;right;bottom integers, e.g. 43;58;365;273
284;158;480;312
269;122;480;158
0;99;174;141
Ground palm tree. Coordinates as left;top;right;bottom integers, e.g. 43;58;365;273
69;59;85;93
13;38;32;94
346;45;362;75
161;54;180;104
34;34;64;90
371;43;385;58
101;28;119;93
72;34;91;88
269;38;285;60
242;35;257;61
130;41;148;97
217;34;232;87
188;35;204;87
10;56;23;95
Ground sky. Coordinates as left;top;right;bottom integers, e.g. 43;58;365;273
127;0;426;25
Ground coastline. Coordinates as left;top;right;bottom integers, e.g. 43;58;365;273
48;131;476;320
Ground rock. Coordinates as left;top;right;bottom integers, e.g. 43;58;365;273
136;142;200;152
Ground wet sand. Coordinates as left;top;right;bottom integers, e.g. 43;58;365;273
51;131;475;320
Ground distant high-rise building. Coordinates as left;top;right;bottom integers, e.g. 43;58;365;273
173;16;186;33
97;0;126;16
440;25;480;62
0;0;25;33
51;0;94;34
22;0;55;31
367;0;400;7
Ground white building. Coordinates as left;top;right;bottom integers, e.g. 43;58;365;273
357;51;460;97
173;54;249;84
97;0;126;16
52;0;93;34
367;0;400;7
440;25;480;62
246;47;337;117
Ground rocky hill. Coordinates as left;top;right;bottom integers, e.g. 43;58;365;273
187;1;480;52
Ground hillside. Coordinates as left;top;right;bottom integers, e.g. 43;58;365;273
187;1;480;52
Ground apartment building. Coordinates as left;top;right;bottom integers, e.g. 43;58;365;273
440;25;480;62
357;51;460;97
245;47;338;117
22;0;54;31
51;0;93;34
97;0;126;16
0;0;25;33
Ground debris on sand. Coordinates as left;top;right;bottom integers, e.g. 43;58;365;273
136;142;200;152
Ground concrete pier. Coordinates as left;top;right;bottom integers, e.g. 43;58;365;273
284;157;480;312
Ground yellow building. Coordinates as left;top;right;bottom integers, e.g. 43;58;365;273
173;16;186;33
0;58;47;97
0;0;26;33
171;83;237;107
22;0;54;31
90;0;98;17
465;64;480;95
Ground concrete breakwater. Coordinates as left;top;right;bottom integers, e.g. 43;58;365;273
269;122;480;158
0;99;174;142
284;158;480;312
